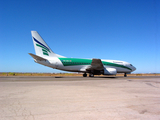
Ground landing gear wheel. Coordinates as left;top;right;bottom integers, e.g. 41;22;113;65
89;74;94;77
83;73;87;77
124;73;127;77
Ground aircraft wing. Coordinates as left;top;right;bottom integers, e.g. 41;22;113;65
28;53;47;61
86;58;104;71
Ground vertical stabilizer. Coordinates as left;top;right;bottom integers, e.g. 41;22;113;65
31;31;65;58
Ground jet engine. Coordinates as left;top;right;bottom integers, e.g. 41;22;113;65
103;68;117;75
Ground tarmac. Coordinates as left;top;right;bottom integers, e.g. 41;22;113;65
0;76;160;120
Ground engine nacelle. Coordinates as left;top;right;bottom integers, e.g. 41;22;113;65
103;68;117;75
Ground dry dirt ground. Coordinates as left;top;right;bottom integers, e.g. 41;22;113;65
0;76;160;120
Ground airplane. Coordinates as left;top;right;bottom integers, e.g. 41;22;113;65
29;31;136;77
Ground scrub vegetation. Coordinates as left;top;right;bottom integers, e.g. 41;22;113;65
0;72;81;76
0;72;160;76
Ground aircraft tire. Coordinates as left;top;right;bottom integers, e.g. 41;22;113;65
124;73;127;77
89;74;94;77
83;73;87;77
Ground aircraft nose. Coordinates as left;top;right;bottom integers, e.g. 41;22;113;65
132;66;136;71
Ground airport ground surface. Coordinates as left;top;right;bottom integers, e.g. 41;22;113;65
0;76;160;120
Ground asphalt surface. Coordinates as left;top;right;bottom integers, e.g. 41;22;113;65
0;76;160;120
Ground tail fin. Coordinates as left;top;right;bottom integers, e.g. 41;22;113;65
31;31;65;58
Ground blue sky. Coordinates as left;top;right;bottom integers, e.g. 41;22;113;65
0;0;160;73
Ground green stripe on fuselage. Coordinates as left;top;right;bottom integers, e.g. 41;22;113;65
59;58;92;66
58;58;132;71
102;61;132;70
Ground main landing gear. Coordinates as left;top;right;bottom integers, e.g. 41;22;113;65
89;73;94;77
124;73;127;77
83;73;95;77
83;73;87;77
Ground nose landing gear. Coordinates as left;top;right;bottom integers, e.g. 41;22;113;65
124;73;127;77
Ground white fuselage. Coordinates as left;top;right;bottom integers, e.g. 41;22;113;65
35;57;136;74
30;31;136;77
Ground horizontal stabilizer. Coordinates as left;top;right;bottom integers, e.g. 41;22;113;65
29;53;46;61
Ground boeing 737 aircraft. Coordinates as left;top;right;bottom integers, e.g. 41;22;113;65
29;31;136;77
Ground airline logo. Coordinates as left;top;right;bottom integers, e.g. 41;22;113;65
33;37;50;56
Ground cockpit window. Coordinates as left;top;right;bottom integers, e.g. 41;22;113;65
130;64;133;66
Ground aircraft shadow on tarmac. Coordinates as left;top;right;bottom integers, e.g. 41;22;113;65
54;76;117;79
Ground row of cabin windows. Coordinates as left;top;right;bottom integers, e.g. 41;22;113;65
63;62;90;64
62;62;113;66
